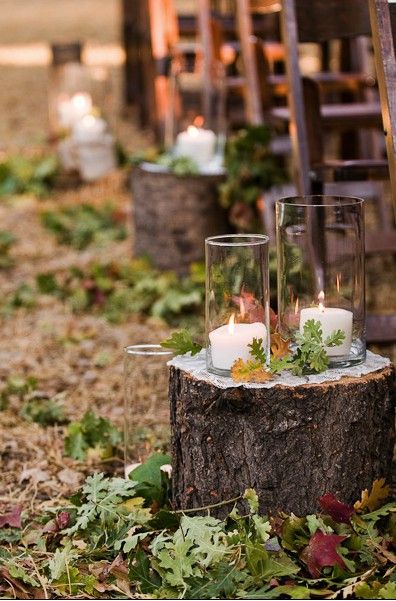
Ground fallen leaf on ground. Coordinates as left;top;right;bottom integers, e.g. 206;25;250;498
0;505;22;528
319;492;354;523
19;467;50;485
354;478;390;512
57;467;83;487
301;530;347;578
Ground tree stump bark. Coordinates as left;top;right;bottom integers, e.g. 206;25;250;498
169;365;395;516
130;165;229;275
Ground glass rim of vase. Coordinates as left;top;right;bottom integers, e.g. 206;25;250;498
205;233;269;247
124;344;173;357
276;195;364;208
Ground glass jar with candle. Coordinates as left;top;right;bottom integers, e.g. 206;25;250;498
276;196;365;368
124;345;173;477
205;234;270;376
48;42;112;140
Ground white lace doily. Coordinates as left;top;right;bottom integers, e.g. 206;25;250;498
168;350;391;389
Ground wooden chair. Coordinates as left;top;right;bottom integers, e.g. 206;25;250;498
369;0;396;218
276;0;385;195
276;0;396;344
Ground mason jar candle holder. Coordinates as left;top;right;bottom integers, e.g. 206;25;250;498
124;345;173;477
276;196;365;368
205;234;270;376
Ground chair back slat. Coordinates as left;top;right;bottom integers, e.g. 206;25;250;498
295;0;371;43
235;0;265;124
369;0;396;215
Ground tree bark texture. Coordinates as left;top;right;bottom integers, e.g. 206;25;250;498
169;365;395;516
131;166;229;275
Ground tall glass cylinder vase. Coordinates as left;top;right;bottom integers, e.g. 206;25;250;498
124;345;173;477
276;196;365;367
205;234;270;376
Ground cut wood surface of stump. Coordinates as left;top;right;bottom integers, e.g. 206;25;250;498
169;364;395;516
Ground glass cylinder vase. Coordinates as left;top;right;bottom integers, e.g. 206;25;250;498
124;345;173;477
276;196;365;368
205;234;270;376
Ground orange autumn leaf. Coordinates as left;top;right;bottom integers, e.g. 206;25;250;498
271;332;291;359
231;358;273;383
354;478;391;512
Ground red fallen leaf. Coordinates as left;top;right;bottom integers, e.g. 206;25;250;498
269;308;278;331
0;505;22;528
319;492;355;524
43;511;70;534
56;511;71;530
301;530;347;578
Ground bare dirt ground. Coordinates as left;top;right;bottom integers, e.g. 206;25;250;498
0;0;169;513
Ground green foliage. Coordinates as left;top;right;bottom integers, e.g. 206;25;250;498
34;258;204;325
3;454;396;599
41;202;127;249
0;154;58;198
157;154;200;176
292;319;345;375
130;148;200;176
161;329;202;356
65;473;140;536
20;396;68;426
0;282;37;316
248;337;266;364
0;375;38;411
64;410;122;461
219;125;287;231
128;453;172;505
0;230;17;268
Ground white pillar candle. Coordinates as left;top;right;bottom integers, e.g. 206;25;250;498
299;292;352;357
73;114;107;143
175;125;217;168
209;316;267;371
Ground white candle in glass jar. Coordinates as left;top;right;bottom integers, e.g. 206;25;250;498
299;291;352;357
175;125;216;168
209;315;267;371
58;92;93;128
73;114;107;143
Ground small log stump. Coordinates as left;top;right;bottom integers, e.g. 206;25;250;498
169;364;395;516
130;165;229;275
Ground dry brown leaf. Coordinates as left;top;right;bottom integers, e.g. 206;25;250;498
354;478;391;512
57;468;83;487
271;332;291;359
231;358;273;383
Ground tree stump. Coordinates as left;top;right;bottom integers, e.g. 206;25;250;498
169;363;395;516
130;165;229;275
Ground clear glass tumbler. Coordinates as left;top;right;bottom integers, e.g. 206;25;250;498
276;196;365;367
124;345;173;476
205;234;270;376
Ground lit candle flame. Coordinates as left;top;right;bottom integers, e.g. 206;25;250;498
336;273;341;293
193;115;205;128
318;290;325;312
239;297;246;319
228;313;235;335
187;125;199;137
294;297;299;315
71;92;92;111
